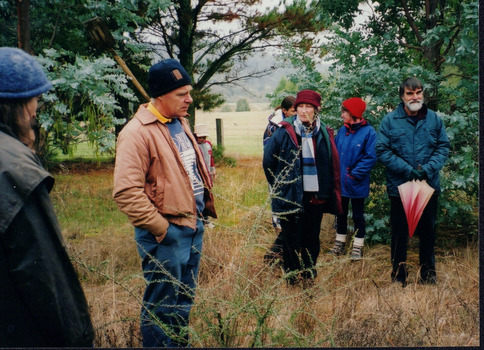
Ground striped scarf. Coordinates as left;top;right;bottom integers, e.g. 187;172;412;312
294;116;320;192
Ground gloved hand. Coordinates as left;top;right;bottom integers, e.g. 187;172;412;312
416;169;427;180
410;169;420;181
410;169;427;181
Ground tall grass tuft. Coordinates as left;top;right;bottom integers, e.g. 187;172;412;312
51;157;479;347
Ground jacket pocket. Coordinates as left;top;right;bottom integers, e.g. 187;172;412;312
425;128;439;147
389;129;408;155
343;173;360;197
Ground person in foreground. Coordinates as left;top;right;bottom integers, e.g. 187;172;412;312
262;95;296;265
263;89;342;286
0;47;94;347
113;58;216;347
330;97;377;260
376;77;449;286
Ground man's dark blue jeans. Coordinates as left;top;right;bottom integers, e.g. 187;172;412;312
135;219;204;347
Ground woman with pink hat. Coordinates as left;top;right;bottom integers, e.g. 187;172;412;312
263;89;342;286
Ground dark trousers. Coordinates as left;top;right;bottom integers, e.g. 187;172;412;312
268;231;284;255
280;195;325;281
390;195;438;282
336;197;366;238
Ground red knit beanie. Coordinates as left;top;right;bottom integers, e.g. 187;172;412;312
342;97;366;118
294;90;321;109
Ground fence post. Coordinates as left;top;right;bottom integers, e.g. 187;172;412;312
216;118;223;148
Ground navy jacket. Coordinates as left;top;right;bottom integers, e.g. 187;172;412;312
335;120;377;198
263;116;342;215
376;103;450;197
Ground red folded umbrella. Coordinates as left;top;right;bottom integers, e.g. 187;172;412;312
397;180;435;238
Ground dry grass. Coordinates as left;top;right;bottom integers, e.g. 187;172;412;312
52;156;479;347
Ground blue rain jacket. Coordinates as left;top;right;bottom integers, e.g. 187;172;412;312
335;120;377;198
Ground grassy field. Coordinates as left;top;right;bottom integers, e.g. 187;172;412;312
50;157;479;348
195;104;272;156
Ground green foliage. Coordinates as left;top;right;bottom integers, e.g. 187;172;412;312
236;99;251;112
266;77;298;108
212;145;236;168
37;49;137;159
221;105;232;112
191;89;225;112
1;0;166;157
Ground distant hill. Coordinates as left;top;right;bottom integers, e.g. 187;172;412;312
209;52;330;104
210;53;296;104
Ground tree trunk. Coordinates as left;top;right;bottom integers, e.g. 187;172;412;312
177;0;196;129
16;0;31;53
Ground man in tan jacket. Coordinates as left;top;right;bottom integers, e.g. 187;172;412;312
113;58;216;347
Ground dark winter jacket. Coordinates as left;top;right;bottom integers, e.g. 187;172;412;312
335;120;377;198
0;124;94;347
376;103;450;197
263;116;342;215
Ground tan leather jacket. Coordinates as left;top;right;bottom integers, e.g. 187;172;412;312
113;104;217;240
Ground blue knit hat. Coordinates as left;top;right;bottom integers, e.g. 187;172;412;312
0;47;52;99
148;58;192;98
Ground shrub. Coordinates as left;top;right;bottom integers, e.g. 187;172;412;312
236;99;250;112
213;145;236;167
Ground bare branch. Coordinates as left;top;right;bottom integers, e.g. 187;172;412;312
398;39;423;52
400;0;424;43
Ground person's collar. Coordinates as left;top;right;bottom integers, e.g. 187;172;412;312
344;118;367;133
147;102;171;124
0;122;16;138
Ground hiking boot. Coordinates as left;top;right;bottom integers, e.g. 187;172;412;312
418;276;438;285
329;240;345;256
418;270;438;285
350;245;363;260
391;265;408;287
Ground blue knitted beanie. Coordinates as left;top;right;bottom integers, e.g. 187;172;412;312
148;58;191;98
0;47;52;99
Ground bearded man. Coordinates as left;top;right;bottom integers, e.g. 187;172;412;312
376;77;450;287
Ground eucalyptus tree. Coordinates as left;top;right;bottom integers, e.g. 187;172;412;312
0;0;167;158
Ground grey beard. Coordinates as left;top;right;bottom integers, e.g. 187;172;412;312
405;100;423;112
